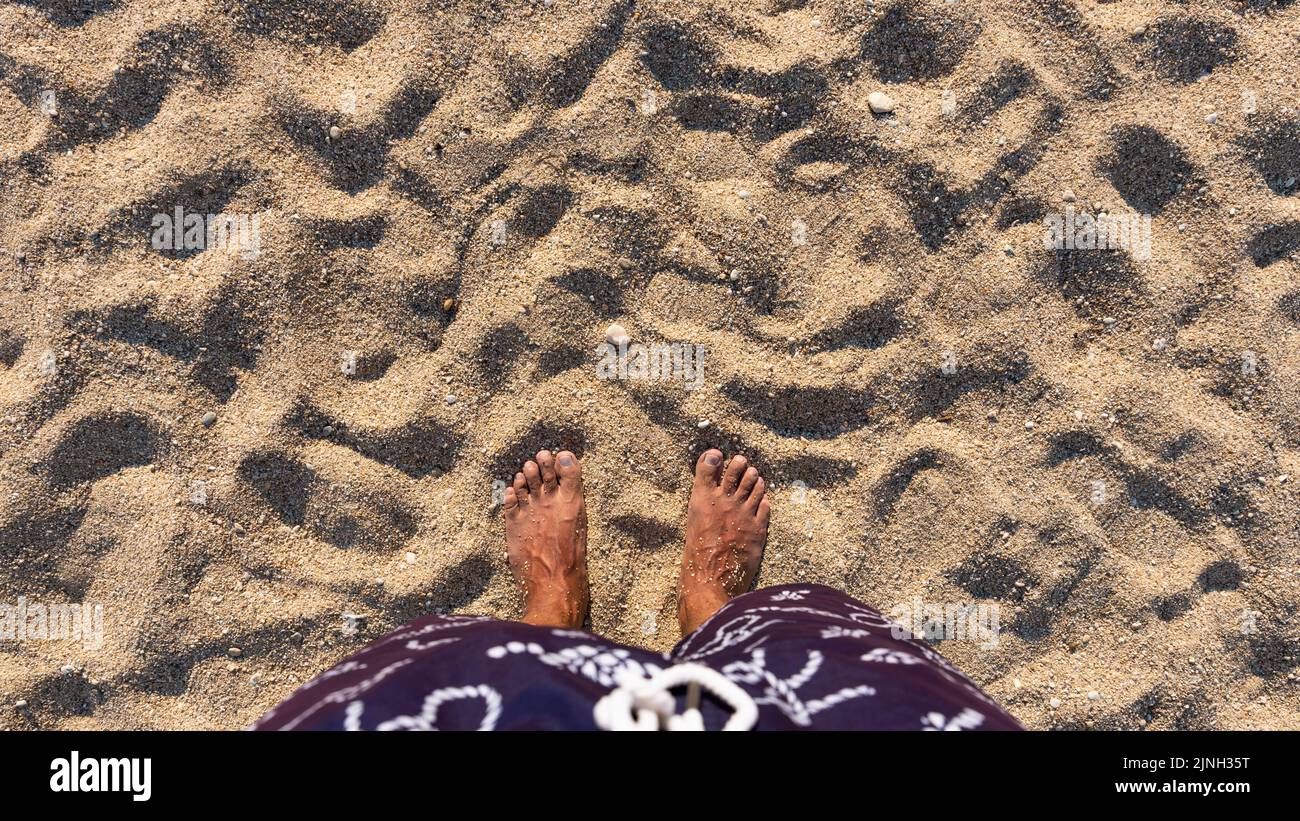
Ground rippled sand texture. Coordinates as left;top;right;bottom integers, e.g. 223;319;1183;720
1;0;1298;729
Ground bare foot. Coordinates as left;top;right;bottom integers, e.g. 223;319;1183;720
678;449;770;635
503;449;588;628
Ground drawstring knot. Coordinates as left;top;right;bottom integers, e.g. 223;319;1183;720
593;662;757;731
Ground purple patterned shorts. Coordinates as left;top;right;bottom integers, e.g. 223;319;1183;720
255;584;1022;731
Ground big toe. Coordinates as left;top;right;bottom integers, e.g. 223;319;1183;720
556;450;583;494
693;449;723;490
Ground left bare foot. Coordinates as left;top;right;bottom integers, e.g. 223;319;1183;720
503;449;588;628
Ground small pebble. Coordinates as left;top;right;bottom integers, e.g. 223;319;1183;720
1205;112;1219;124
1087;690;1100;701
328;125;342;141
201;411;217;427
605;323;630;347
442;298;457;312
343;613;367;635
1049;697;1061;709
867;91;896;114
444;394;457;405
697;420;710;429
1024;420;1036;430
1061;189;1076;203
14;699;27;710
228;647;242;658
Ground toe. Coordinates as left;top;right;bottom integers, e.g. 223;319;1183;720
513;472;529;505
757;496;771;526
737;466;760;499
503;485;519;511
745;477;766;510
693;449;723;489
556;450;583;494
721;454;748;494
523;460;542;493
537;449;558;490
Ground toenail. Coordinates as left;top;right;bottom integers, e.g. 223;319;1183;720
559;454;574;466
705;452;721;466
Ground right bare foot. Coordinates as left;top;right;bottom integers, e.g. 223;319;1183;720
678;449;770;636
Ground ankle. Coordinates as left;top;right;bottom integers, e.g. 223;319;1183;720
522;592;584;629
677;585;730;635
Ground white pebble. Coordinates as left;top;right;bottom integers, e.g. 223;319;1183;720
867;91;896;114
605;323;630;347
340;350;359;376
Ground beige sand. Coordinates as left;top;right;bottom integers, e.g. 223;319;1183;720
1;0;1297;730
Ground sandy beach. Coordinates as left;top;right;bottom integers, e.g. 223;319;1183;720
1;0;1298;729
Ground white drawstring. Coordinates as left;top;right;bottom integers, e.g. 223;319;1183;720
593;662;758;731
